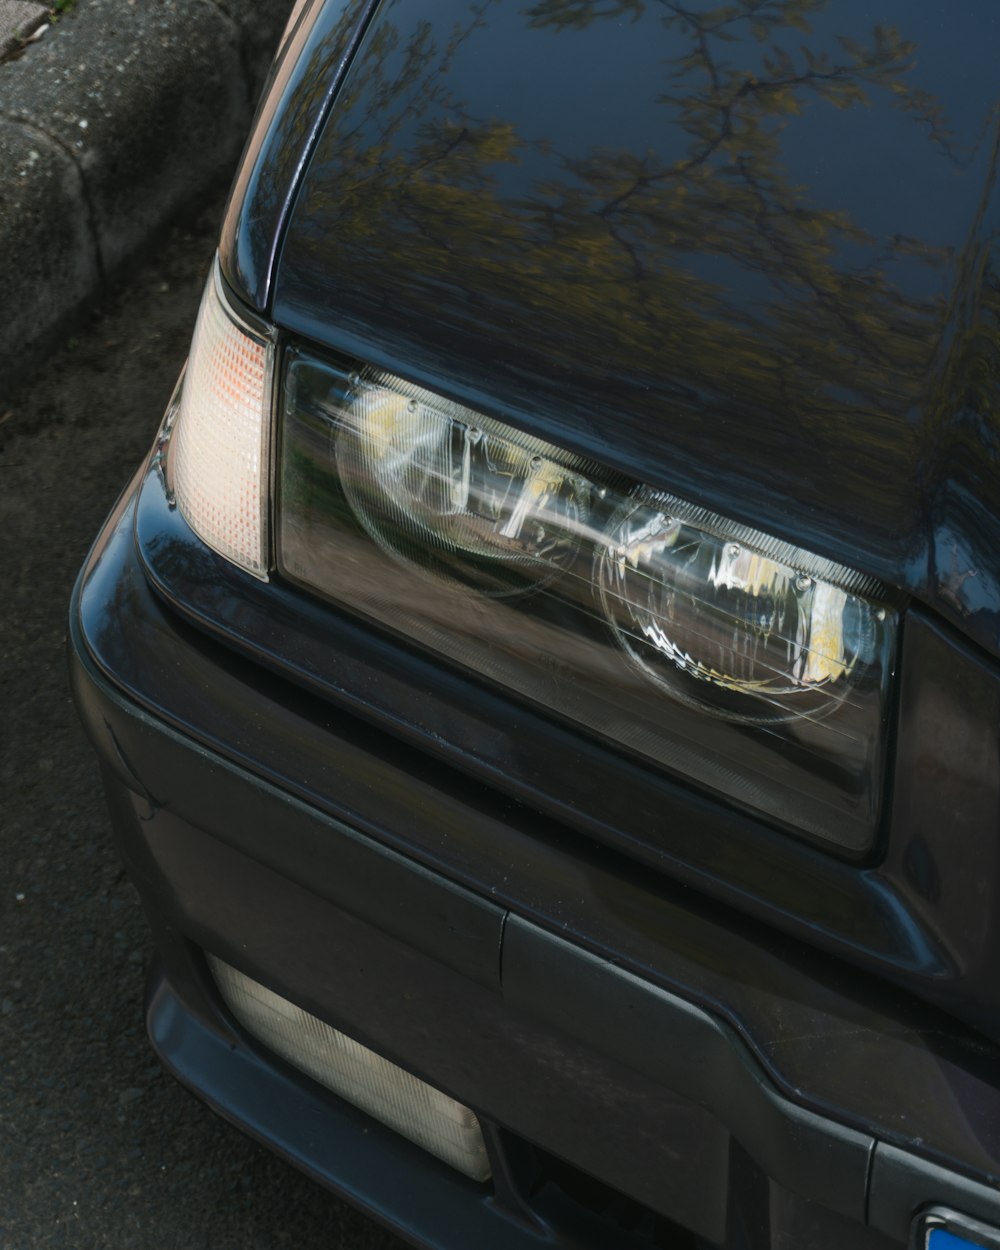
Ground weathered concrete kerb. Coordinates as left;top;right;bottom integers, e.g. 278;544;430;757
0;0;293;402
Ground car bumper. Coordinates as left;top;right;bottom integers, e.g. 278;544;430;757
69;473;1000;1250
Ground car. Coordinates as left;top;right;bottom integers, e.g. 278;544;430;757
69;0;1000;1247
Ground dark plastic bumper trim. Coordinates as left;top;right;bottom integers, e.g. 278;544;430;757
503;916;874;1224
145;965;557;1250
871;1147;1000;1246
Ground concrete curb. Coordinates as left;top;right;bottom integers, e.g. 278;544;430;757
0;3;49;61
0;0;294;402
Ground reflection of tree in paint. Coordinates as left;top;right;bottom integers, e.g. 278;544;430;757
297;0;987;431
276;0;1000;642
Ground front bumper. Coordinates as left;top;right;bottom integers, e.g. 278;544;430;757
69;475;1000;1250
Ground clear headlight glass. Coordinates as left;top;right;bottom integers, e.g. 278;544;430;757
336;374;593;596
597;494;883;726
278;347;897;853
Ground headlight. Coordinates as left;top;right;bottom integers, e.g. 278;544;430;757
278;346;897;854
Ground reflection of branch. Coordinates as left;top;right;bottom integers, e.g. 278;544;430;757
597;156;656;219
332;1;497;180
304;0;958;423
733;153;914;369
404;125;474;183
608;220;648;285
736;63;858;96
396;199;455;254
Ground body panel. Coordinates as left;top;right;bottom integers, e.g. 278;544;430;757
71;485;1000;1185
218;0;381;311
134;443;1000;1041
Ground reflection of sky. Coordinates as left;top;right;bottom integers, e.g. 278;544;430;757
350;0;999;307
426;4;668;150
772;4;1000;253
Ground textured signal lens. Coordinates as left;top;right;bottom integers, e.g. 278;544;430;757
336;370;591;596
169;259;274;577
598;492;885;725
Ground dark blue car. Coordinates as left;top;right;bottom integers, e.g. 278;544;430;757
70;1;1000;1246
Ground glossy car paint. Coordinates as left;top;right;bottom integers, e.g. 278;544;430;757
253;0;1000;659
70;0;1000;1246
219;0;381;313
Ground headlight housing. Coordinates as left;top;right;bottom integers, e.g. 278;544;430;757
277;345;897;854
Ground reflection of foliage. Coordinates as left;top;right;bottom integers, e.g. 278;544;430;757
525;0;959;160
524;0;814;33
239;1;372;271
292;0;994;491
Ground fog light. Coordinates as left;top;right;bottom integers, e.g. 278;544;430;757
208;956;491;1181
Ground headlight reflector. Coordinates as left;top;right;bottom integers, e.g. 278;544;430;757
598;493;883;725
337;374;592;596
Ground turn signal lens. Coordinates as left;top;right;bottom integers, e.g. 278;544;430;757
169;260;274;577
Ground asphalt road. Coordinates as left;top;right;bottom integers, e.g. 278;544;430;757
0;201;408;1250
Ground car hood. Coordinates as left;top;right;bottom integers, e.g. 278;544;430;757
270;0;1000;659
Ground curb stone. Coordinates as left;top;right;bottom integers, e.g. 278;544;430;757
0;1;48;61
0;0;294;402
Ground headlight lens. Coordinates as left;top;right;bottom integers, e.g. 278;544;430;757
598;494;881;725
336;374;592;596
278;348;897;853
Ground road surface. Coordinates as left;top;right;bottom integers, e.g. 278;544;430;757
0;199;410;1250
